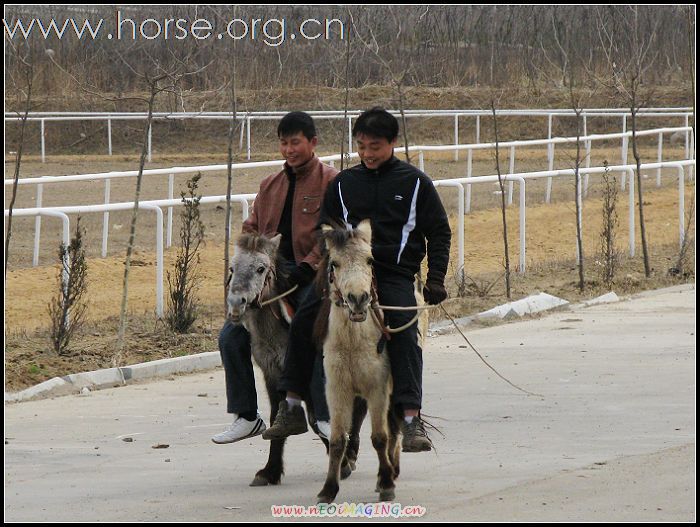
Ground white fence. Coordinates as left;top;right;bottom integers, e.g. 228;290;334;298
5;107;693;163
6;125;694;267
5;157;694;317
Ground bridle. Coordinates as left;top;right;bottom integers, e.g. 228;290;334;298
326;260;392;345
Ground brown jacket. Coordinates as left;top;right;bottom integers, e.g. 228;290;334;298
242;155;338;270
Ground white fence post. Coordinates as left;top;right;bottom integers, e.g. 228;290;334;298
40;119;46;163
166;173;174;248
107;118;112;156
101;179;110;257
508;146;515;205
621;115;628;190
454;114;459;161
419;150;424;172
678;165;685;248
545;143;554;203
465;146;472;213
657;132;663;186
32;184;43;266
584;140;591;197
246;115;251;160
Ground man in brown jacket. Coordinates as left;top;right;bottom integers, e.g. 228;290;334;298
213;112;337;444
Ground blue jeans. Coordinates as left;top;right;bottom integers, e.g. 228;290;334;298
219;266;329;421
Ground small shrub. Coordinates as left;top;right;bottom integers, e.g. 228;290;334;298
597;161;620;289
48;217;88;355
166;173;205;333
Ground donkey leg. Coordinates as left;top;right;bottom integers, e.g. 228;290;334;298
251;379;285;486
368;397;395;502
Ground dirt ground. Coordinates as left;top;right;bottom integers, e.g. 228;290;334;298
5;174;695;391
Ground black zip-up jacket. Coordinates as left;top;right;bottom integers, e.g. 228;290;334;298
319;155;451;284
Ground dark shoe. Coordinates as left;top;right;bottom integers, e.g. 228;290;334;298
262;400;308;440
401;416;432;452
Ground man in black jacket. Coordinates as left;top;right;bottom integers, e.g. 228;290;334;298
263;107;451;452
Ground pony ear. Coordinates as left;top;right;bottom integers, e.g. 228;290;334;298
355;219;372;242
320;224;333;236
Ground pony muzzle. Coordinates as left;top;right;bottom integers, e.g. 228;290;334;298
346;292;370;322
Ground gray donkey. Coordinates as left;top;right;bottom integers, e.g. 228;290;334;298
226;232;364;486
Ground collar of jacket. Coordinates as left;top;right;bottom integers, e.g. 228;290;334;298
360;154;401;175
284;154;320;180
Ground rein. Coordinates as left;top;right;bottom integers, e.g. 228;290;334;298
328;267;422;338
228;265;298;312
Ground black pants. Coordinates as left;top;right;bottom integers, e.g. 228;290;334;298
279;268;423;411
218;281;330;421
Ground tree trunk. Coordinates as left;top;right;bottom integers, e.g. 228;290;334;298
574;111;585;291
224;45;238;310
630;94;651;277
5;62;33;278
491;101;511;299
116;85;158;354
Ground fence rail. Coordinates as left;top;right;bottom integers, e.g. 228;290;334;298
5;107;692;162
5;160;694;317
6;126;694;266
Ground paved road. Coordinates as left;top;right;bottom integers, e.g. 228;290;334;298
5;285;695;521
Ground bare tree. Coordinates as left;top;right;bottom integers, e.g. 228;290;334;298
597;5;660;277
544;6;597;291
217;6;242;309
490;98;512;299
5;40;39;278
349;6;422;162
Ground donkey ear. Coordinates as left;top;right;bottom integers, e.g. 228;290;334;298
269;233;282;249
355;219;372;242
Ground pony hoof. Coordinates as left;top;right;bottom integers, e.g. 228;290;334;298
348;459;357;471
340;464;352;480
250;475;270;487
317;494;334;504
379;488;395;502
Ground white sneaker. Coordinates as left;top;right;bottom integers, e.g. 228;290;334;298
316;420;331;441
211;414;266;444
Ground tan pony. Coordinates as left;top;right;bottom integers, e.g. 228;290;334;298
315;220;407;503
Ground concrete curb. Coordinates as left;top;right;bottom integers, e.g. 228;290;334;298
5;352;221;404
429;291;571;336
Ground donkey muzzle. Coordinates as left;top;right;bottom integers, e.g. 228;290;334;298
227;295;248;323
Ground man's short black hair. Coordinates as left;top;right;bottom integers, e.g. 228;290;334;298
277;111;317;141
352;107;399;142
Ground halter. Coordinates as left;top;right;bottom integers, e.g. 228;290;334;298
327;261;392;348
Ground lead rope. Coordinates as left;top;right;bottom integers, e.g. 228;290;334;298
437;303;544;398
259;284;299;307
374;282;543;397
